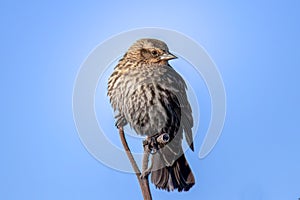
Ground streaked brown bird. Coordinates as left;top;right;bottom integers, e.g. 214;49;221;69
107;38;195;192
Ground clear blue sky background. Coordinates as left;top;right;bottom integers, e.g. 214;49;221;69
1;1;299;200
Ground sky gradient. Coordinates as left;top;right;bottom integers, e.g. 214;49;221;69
1;1;299;199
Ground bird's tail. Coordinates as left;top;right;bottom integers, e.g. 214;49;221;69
150;152;195;192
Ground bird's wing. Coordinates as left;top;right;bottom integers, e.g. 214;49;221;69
162;66;194;151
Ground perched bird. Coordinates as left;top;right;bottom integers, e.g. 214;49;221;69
107;38;195;192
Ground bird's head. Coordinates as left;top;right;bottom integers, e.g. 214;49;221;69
125;38;177;64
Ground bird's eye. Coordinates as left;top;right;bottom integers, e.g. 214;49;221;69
151;50;158;56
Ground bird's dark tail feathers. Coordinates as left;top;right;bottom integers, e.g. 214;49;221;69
150;153;195;192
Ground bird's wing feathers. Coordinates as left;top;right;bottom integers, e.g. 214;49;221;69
162;66;194;151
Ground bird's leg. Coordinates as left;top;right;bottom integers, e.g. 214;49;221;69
140;137;152;179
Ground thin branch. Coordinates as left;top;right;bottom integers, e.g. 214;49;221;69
118;127;152;200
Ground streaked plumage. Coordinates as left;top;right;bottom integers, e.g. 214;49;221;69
107;38;195;192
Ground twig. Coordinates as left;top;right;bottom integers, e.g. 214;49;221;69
118;127;152;200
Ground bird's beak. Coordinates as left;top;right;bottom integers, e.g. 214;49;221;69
159;53;177;61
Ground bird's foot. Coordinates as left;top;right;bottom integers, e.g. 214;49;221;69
143;137;159;154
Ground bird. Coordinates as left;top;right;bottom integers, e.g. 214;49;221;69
107;38;195;192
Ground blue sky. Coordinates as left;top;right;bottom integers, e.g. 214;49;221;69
1;1;299;200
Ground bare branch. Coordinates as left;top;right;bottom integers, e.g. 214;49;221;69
118;127;152;200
